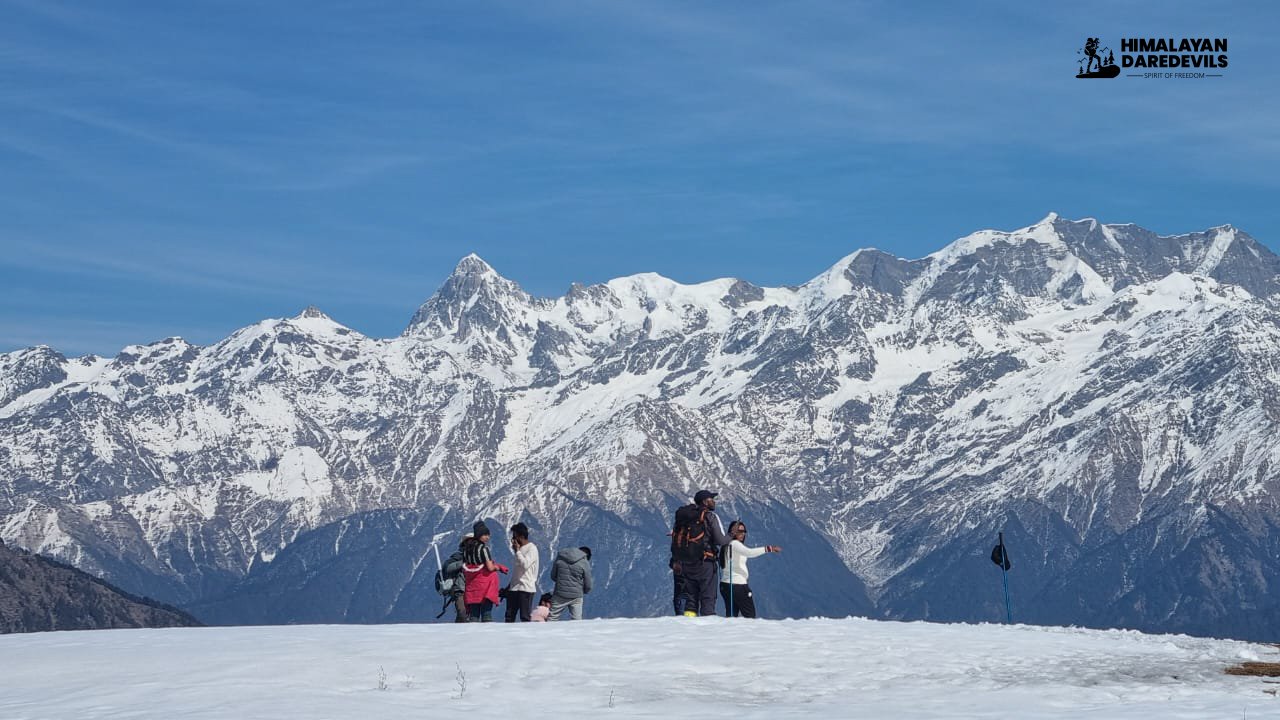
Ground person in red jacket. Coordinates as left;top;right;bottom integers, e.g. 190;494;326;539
462;521;507;622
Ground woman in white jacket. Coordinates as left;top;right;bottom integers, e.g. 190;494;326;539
718;520;780;618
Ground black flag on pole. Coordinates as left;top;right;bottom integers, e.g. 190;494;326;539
990;533;1011;571
991;530;1013;623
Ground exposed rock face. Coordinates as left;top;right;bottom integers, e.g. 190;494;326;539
0;539;200;633
3;214;1280;639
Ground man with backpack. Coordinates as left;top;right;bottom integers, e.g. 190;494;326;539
670;489;729;616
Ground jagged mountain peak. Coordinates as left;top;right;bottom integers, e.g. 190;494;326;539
800;249;866;301
939;213;1070;254
453;252;496;277
294;306;330;320
884;215;1280;311
0;346;72;410
1063;221;1279;299
404;254;539;338
216;310;357;346
796;214;1085;311
279;308;362;338
3;344;62;360
119;336;194;354
186;312;366;387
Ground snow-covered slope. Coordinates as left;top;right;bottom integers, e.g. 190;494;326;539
0;618;1276;719
3;214;1280;638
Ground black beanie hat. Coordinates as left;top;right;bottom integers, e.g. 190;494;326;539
473;521;491;539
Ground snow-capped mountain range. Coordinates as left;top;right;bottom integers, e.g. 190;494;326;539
3;213;1279;638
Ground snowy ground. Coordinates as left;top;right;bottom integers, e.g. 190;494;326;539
2;617;1277;719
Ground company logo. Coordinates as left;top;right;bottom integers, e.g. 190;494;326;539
1076;38;1119;78
1074;36;1228;80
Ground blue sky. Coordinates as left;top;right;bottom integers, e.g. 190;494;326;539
2;0;1278;355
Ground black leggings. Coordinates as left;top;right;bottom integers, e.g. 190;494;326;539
719;582;757;618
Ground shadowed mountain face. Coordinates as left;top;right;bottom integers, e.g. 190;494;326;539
190;501;871;625
3;214;1280;639
0;539;200;633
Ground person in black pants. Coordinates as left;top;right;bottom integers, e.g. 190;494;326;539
504;522;539;622
718;520;781;618
670;555;686;615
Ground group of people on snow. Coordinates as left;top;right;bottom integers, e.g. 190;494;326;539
439;521;592;623
670;489;781;618
437;487;778;622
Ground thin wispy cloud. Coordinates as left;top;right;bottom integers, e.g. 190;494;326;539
0;317;233;357
2;226;431;307
1;0;1276;355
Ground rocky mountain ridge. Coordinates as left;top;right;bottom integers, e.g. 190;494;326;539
0;538;200;633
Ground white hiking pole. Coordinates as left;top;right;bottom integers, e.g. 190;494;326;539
431;540;451;619
727;541;734;618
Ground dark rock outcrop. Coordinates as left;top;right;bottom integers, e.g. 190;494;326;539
0;539;201;633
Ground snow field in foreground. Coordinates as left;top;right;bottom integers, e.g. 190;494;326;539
1;617;1277;719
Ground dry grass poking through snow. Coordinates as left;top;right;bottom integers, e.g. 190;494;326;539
1224;662;1280;677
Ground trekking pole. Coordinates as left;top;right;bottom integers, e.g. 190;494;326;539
727;543;734;618
1001;560;1012;624
431;540;450;619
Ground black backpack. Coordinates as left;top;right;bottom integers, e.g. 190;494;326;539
671;504;714;564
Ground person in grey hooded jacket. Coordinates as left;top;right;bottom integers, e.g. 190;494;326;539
548;546;592;621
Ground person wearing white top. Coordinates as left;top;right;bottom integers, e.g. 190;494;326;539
504;522;540;622
718;520;781;618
